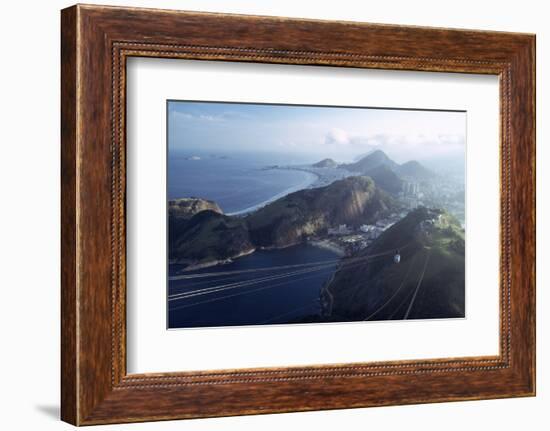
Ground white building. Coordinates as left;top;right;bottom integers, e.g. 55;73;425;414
328;224;351;235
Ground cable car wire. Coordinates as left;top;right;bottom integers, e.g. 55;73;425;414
403;249;431;320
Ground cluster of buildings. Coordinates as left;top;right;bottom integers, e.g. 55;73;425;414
359;213;405;238
324;212;406;255
398;178;465;226
327;224;352;236
402;181;421;197
398;181;425;209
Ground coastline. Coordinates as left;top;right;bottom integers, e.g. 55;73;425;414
170;165;348;271
308;239;346;256
171;239;347;276
170;247;257;275
226;169;319;216
170;169;320;273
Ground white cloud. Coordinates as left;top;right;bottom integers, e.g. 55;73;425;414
325;128;350;145
319;129;465;162
170;110;194;121
170;110;244;123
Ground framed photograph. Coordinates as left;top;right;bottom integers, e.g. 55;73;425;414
61;4;536;425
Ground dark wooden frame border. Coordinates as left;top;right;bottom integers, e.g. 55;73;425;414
61;4;535;426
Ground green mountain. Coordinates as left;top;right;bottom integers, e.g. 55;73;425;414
323;207;465;321
247;176;395;248
342;149;399;173
169;209;254;267
397;160;436;180
361;164;403;195
342;150;436;189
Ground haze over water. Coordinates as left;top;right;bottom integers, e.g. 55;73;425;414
168;151;317;214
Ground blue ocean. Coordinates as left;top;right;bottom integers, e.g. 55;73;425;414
167;151;340;329
168;151;317;214
168;245;339;329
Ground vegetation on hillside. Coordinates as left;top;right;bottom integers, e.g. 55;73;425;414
324;207;465;321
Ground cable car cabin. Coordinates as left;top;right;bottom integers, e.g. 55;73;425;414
393;250;401;264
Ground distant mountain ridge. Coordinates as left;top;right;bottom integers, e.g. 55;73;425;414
341;150;436;193
397;160;435;181
359;164;403;195
342;150;399;173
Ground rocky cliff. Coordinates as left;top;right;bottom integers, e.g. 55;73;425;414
168;198;253;267
247;176;394;248
168;197;222;220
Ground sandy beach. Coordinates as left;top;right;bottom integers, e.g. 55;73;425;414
226;169;319;216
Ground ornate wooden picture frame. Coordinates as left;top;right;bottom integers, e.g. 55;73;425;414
61;4;535;425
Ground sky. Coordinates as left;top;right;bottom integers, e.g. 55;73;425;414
168;100;466;165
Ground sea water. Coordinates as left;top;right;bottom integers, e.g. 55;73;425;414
168;151;317;214
168;244;339;329
167;151;340;329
